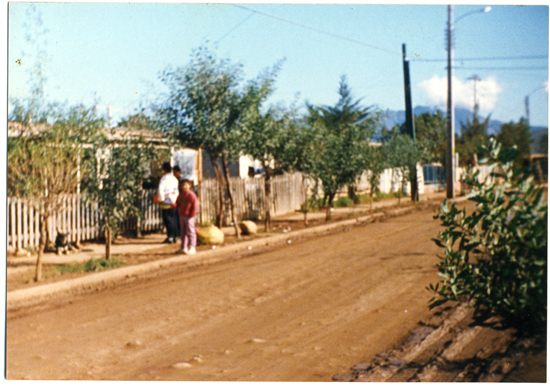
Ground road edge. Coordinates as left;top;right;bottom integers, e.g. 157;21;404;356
6;196;468;312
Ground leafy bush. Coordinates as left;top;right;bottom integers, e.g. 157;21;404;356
376;191;406;200
56;258;126;274
354;193;372;204
429;139;547;338
300;196;323;212
333;196;354;208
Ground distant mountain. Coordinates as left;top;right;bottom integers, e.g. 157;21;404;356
383;105;547;134
381;105;548;154
382;105;505;135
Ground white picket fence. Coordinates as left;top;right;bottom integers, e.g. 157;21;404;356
7;173;306;251
7;190;163;252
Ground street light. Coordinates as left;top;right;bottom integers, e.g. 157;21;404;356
446;5;491;199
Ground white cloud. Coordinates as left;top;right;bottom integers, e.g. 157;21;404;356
417;75;502;111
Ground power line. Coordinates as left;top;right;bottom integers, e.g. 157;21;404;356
454;65;548;71
412;55;548;62
215;12;255;44
232;4;401;56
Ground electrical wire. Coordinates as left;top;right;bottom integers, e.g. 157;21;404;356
232;4;401;56
412;55;548;62
215;12;255;44
454;66;548;71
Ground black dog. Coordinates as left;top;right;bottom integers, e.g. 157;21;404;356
55;232;78;255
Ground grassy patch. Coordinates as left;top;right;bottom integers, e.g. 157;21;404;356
56;258;126;274
333;196;354;208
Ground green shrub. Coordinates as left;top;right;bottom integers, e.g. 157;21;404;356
56;258;126;274
429;139;547;338
376;191;406;200
354;193;371;204
300;196;322;212
333;196;354;208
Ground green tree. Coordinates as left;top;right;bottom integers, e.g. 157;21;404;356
84;129;157;260
117;110;160;131
384;132;421;204
496;119;532;169
414;111;447;164
235;63;287;231
240;105;295;231
8;105;104;281
306;76;379;220
277;116;320;225
362;144;387;209
457;114;490;166
393;111;447;165
430;139;547;338
156;47;276;237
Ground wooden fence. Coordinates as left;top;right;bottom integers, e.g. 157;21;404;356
196;172;305;225
7;173;306;251
7;189;163;252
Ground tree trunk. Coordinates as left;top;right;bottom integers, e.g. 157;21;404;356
221;154;241;239
410;164;419;203
105;226;112;260
35;214;47;282
264;170;272;232
370;183;375;212
347;184;356;201
302;174;309;226
326;194;335;221
136;216;142;238
212;155;225;229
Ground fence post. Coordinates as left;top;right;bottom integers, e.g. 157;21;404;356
23;200;29;250
16;198;22;252
29;206;34;250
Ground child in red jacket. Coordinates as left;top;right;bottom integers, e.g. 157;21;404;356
175;179;200;254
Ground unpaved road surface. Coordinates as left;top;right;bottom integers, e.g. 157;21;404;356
7;204;470;381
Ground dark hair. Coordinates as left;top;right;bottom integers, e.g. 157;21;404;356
162;162;172;173
181;179;193;186
173;165;181;173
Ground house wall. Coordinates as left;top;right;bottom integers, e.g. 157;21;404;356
201;149;240;179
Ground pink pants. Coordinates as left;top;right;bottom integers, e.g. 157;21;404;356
180;216;196;249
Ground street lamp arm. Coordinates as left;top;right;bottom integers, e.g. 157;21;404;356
455;6;491;25
528;85;546;96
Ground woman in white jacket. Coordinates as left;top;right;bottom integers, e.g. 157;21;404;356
155;162;180;243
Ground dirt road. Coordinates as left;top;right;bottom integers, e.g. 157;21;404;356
7;206;449;381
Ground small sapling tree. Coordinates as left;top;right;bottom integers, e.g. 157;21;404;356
306;76;378;220
362;145;387;210
8;105;104;281
84;129;156;260
384;132;421;204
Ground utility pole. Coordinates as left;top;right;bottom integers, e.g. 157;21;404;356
402;44;418;202
446;5;455;199
468;75;481;118
446;6;491;199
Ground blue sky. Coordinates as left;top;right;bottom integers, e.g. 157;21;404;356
6;2;549;128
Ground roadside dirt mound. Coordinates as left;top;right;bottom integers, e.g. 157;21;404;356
333;303;546;382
